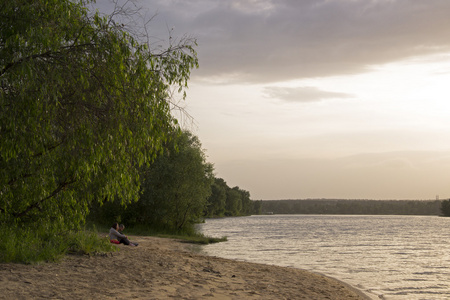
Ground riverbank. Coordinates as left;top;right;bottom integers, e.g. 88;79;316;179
0;236;370;299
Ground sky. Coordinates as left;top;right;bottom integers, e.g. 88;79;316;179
96;0;450;200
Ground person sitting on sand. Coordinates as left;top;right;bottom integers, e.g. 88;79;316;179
109;222;137;246
118;224;125;234
119;224;138;246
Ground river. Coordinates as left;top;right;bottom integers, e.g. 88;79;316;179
197;215;450;299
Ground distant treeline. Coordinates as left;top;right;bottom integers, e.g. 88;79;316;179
261;199;442;215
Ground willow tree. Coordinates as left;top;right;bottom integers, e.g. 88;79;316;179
0;0;198;230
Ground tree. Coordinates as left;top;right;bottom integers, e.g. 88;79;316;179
0;0;198;230
205;177;227;217
441;200;450;217
252;200;262;215
237;187;252;215
204;178;258;217
226;187;242;216
136;130;214;231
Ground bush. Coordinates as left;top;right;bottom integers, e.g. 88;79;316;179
0;225;116;263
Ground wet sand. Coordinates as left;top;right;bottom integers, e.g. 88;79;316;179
0;236;371;299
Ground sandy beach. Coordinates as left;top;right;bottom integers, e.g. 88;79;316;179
0;236;370;299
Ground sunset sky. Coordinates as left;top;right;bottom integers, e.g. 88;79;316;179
96;0;450;200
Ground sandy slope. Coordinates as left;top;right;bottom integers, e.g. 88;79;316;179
0;236;370;299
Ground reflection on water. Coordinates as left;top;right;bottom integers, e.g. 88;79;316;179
197;215;450;300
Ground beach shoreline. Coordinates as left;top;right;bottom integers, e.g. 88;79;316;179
0;236;372;299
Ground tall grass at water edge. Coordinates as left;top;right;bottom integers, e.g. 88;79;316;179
87;222;227;245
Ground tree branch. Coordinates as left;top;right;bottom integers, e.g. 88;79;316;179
0;43;95;77
13;179;76;218
0;50;52;77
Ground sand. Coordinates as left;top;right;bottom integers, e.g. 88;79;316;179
0;236;371;299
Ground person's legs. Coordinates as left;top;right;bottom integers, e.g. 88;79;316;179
119;238;131;245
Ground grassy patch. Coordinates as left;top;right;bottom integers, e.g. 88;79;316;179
156;233;227;244
65;229;117;255
87;222;227;245
0;225;117;264
128;225;227;244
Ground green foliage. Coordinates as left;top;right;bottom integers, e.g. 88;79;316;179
0;0;198;230
205;177;258;217
252;200;263;215
226;188;243;216
165;234;227;245
135;130;214;231
441;199;450;216
0;225;116;263
65;228;116;256
89;131;215;232
110;222;227;244
0;226;66;263
205;178;227;217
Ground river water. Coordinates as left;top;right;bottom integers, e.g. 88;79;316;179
196;215;450;300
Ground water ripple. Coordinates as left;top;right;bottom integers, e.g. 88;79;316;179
198;215;450;300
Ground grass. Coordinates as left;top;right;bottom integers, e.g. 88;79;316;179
0;225;117;264
65;229;117;255
0;222;227;264
86;222;228;245
154;233;227;244
126;224;227;244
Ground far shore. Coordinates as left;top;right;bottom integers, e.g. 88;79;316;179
0;236;372;299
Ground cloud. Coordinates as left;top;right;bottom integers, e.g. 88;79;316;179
264;86;353;103
121;0;450;83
